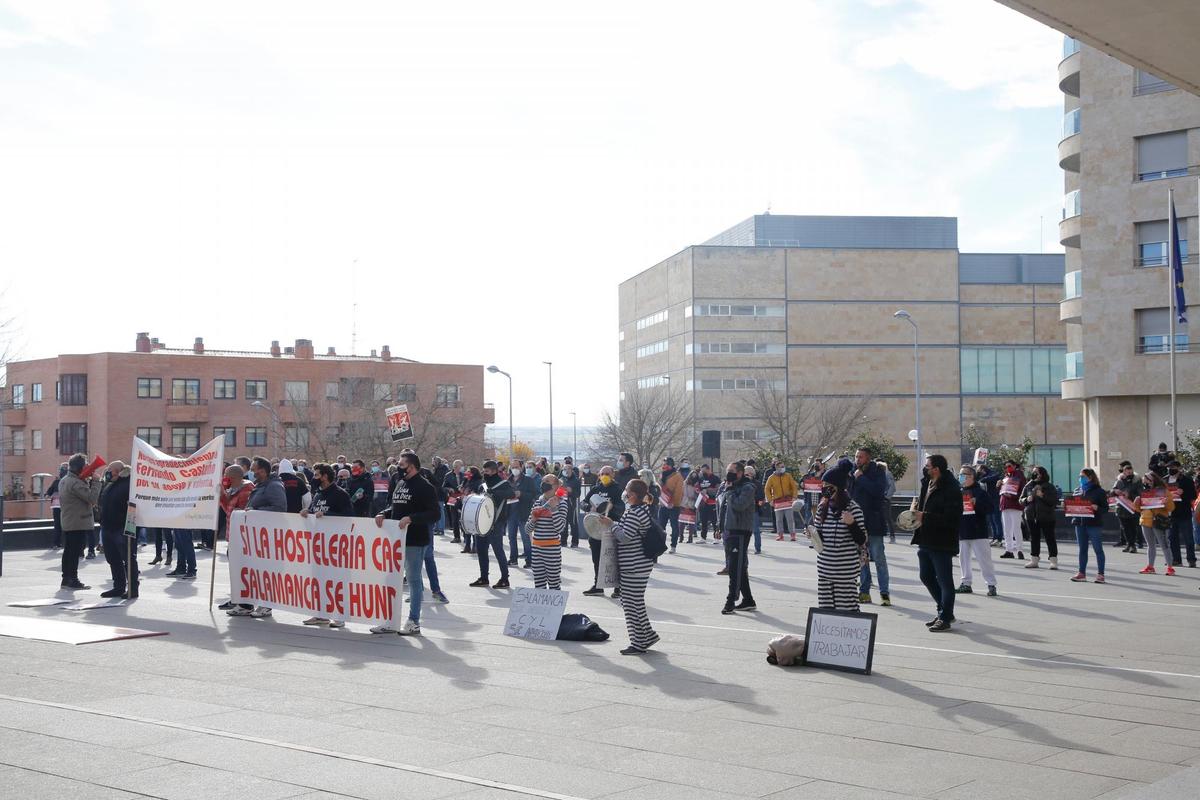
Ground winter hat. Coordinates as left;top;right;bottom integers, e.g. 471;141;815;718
821;458;854;491
278;458;294;475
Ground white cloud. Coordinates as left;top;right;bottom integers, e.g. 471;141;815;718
0;0;111;47
853;0;1063;108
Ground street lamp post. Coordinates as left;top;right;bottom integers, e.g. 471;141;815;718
894;309;921;493
251;400;282;460
543;361;553;464
487;366;513;461
569;411;577;462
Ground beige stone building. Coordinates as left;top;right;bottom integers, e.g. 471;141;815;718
619;215;1081;487
1058;37;1200;477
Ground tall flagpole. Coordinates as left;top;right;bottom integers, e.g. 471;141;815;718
1168;187;1178;450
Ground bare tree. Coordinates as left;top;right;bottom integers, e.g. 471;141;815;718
591;387;693;468
744;373;874;461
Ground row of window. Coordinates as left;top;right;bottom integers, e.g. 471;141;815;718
637;375;670;389
635;340;668;359
14;375;90;406
722;429;765;441
686;378;785;391
635;310;667;330
960;347;1066;394
686;342;784;355
685;303;784;318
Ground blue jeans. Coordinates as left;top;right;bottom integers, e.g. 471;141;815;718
507;513;530;564
860;535;889;595
752;509;762;553
1194;518;1200;548
658;506;681;548
405;545;424;623
988;509;1003;541
423;543;441;594
435;505;446;534
1075;525;1105;576
917;547;955;623
173;529;196;574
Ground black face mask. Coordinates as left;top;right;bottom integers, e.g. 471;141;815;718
541;482;553;493
1169;467;1179;475
821;486;836;498
726;472;737;482
922;467;930;478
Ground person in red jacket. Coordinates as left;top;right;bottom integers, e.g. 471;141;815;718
998;460;1026;560
216;464;254;611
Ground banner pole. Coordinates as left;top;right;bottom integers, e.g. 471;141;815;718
209;515;219;607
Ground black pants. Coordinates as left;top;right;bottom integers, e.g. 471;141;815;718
590;536;602;583
696;504;716;540
86;527;98;554
1117;514;1139;547
476;531;508;581
1029;519;1057;558
52;507;63;548
1169;516;1196;566
918;547;956;623
154;528;174;560
562;500;578;546
723;531;754;605
101;526;138;591
61;530;87;583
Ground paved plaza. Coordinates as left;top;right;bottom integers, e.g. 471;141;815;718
0;535;1198;800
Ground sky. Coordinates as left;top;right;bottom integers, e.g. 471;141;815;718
0;0;1066;427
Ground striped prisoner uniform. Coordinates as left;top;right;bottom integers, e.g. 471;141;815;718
814;499;867;612
527;496;569;590
612;503;659;652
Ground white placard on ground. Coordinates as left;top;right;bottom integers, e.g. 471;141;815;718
7;599;72;608
802;608;878;675
504;587;568;641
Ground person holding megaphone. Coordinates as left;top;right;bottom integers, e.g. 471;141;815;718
58;452;104;590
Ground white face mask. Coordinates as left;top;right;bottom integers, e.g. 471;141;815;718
526;467;535;476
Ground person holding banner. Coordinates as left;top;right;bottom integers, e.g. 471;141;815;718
598;478;659;655
1166;461;1196;568
998;461;1026;560
98;461;135;598
1111;462;1143;553
1070;468;1109;583
1136;472;1175;575
955;465;997;597
470;461;513;590
528;475;569;589
373;452;441;635
228;457;286;618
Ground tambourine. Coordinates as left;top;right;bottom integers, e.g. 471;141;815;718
583;512;612;541
894;509;920;532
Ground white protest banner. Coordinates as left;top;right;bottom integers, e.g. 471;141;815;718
597;530;618;589
386;404;414;442
504;587;568;640
130;436;224;529
802;608;878;675
227;510;406;627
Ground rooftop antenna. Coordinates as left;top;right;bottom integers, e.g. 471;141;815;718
351;257;358;355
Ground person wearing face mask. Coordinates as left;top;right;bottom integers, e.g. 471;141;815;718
300;464;354;627
215;464;254;611
558;461;582;547
470;460;514;589
614;453;638;492
346;460;374;518
850;447;890;606
594;479;660;655
719;462;758;614
657;458;685;553
765;461;799;543
459;465;485;553
583;465;624;596
371;452;441;635
370;461;391;515
508;460;537;569
97;461;135;599
1137;471;1176;575
1165;460;1197;568
911;454;963;632
998;460;1026;560
955;465;997;597
744;465;765;555
442;460;465;544
228;457;286;618
1111;461;1143;553
813;459;867;612
1070;468;1110;583
687;464;719;543
527;475;569;589
1148;442;1174;478
1019;466;1059;570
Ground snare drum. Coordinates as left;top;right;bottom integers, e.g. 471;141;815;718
460;494;496;537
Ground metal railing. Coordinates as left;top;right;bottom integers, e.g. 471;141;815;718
1134;78;1175;96
1062;37;1080;60
1062;108;1080;139
1135;253;1197;268
1137;336;1190;354
1062;190;1081;219
1136;165;1199;182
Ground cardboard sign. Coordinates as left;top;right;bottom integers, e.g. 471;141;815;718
773;499;795;510
972;448;989;464
678;508;696;525
801;608;877;675
227;510;406;627
802;478;824;494
504;587;568;640
597;530;619;589
385;404;414;442
1169;487;1183;502
1000;480;1019;497
1141;489;1166;509
130;436;225;529
962;496;975;515
1116;495;1136;514
373;476;390;493
1063;498;1095;517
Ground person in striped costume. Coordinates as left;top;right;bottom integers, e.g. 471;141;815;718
812;460;867;612
602;478;660;655
527;475;569;590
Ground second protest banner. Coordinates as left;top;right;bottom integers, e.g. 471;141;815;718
228;510;407;627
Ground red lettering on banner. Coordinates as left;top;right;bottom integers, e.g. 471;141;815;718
371;537;405;573
349;582;396;619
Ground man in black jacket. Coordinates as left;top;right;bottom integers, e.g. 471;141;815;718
1167;460;1197;567
347;460;374;517
98;462;135;598
471;460;513;589
850;447;890;607
373;452;440;635
277;459;309;513
559;461;582;547
912;454;962;632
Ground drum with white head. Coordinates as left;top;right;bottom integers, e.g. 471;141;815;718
460;494;496;537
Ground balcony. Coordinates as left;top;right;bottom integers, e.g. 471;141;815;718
1058;109;1080;172
1059;190;1081;247
1137;335;1190;354
166;398;209;423
1060;271;1082;322
1060;377;1086;400
1058;40;1081;97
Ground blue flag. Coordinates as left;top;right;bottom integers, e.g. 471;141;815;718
1170;196;1187;325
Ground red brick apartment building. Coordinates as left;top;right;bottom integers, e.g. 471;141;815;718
2;332;493;503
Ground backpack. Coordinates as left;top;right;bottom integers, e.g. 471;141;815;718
556;613;610;641
642;515;669;560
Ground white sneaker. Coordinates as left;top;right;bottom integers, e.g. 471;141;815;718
302;617;329;626
250;607;272;618
399;619;421;636
1024;557;1040;569
328;620;345;629
1049;557;1059;570
226;606;253;617
369;624;397;634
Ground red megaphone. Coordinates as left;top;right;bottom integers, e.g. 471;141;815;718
80;455;107;480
